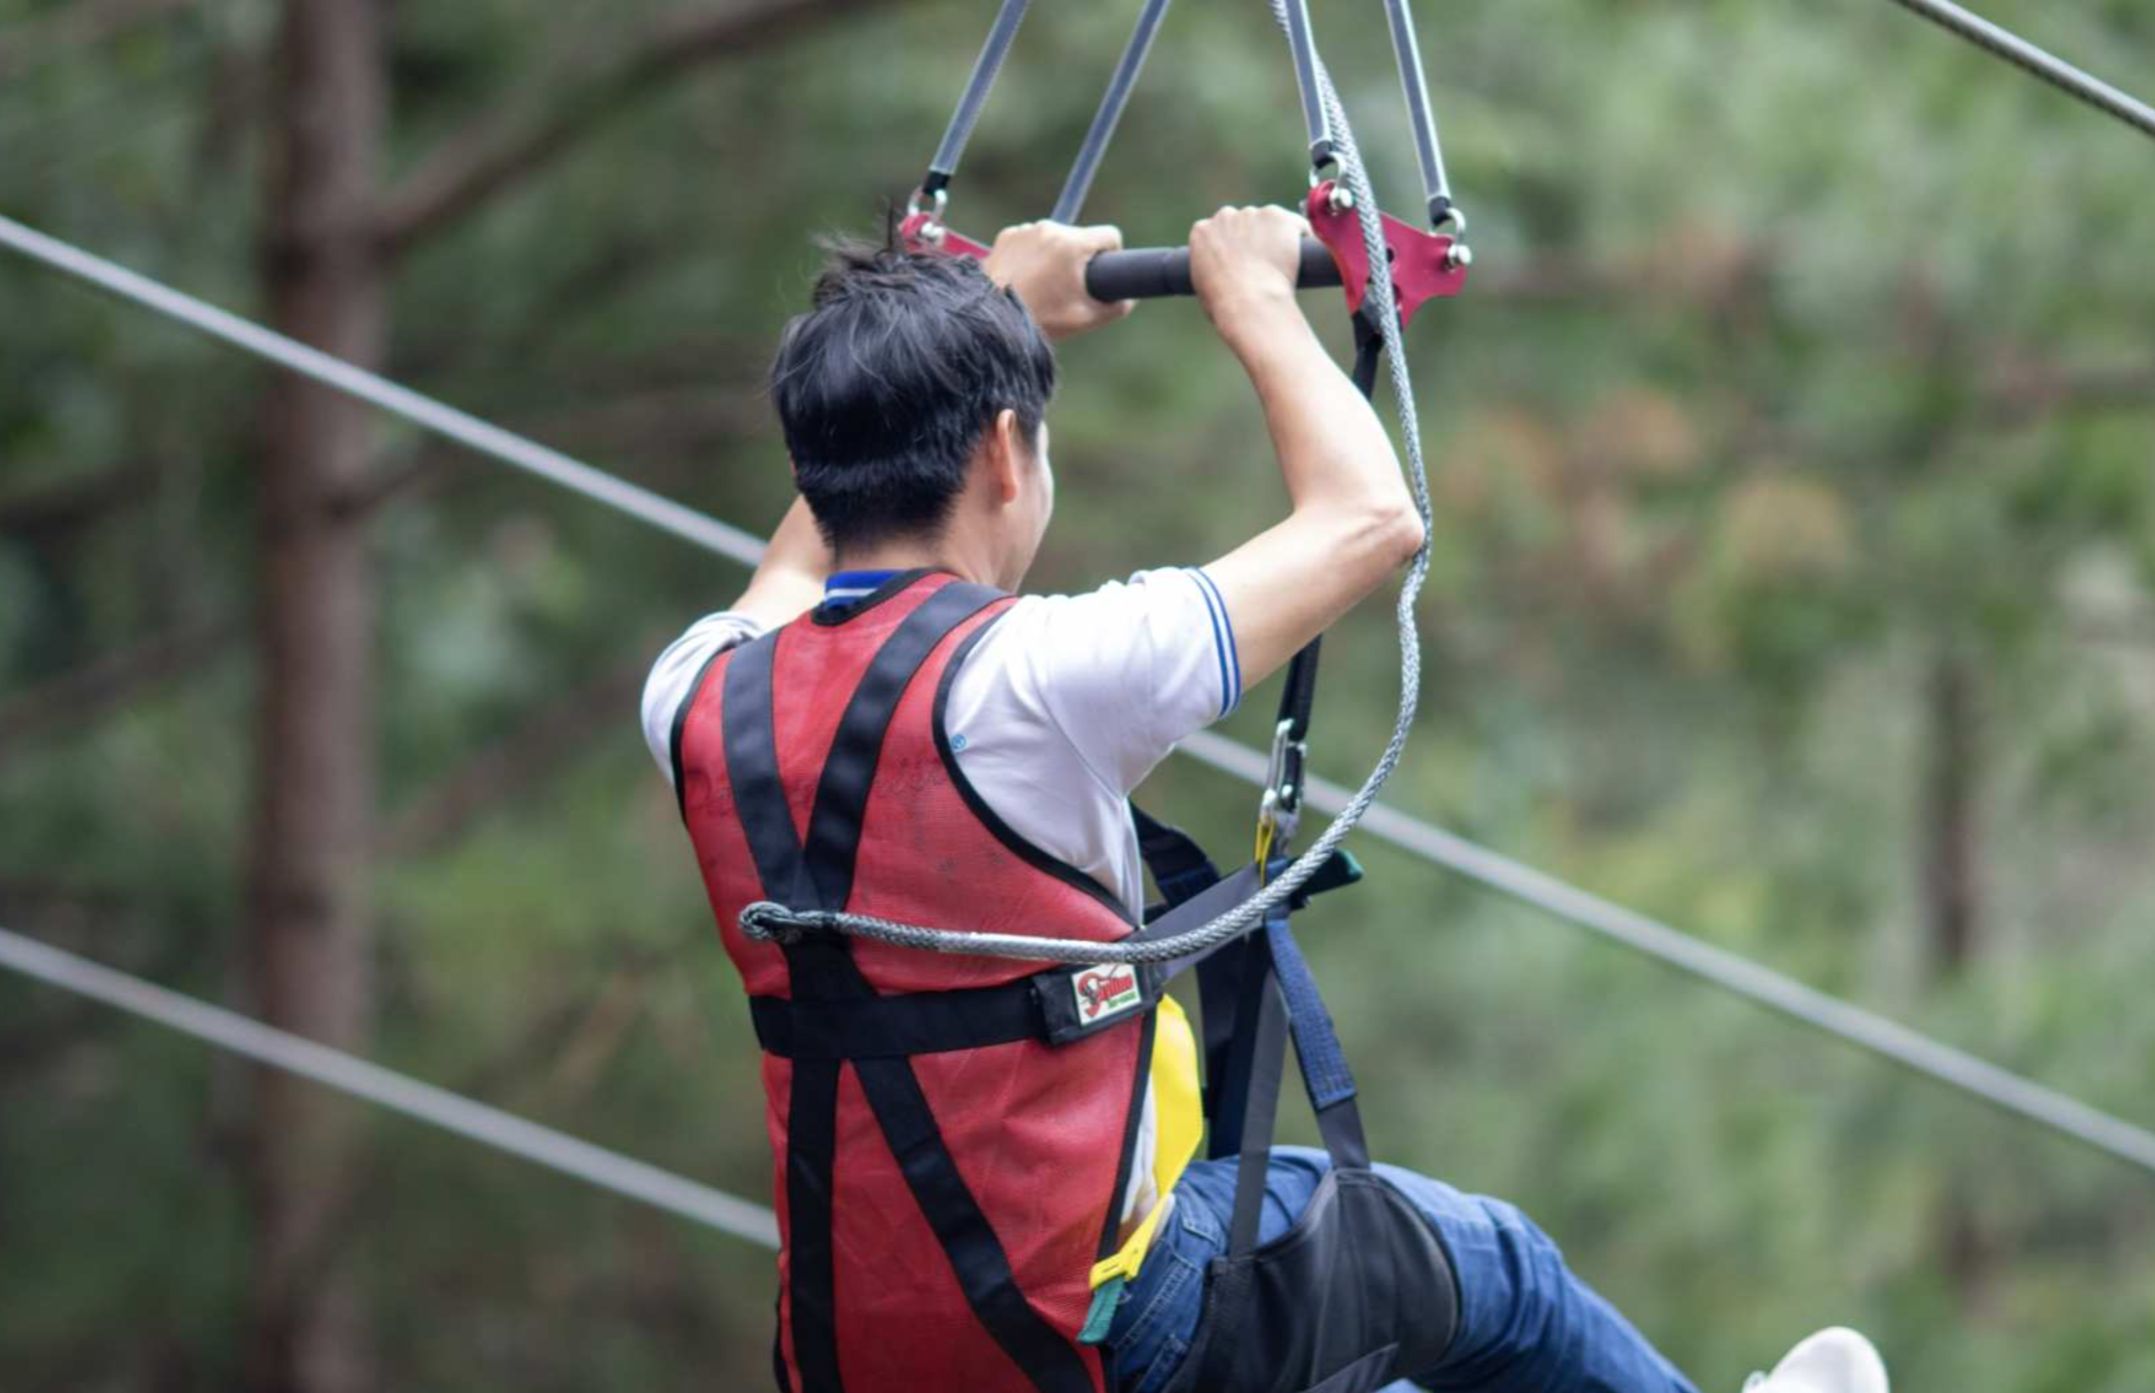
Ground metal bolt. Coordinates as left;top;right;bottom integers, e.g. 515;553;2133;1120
1446;243;1474;271
1328;185;1356;214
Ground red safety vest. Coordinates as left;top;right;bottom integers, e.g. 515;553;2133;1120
672;570;1160;1393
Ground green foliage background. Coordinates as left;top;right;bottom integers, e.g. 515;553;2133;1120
3;0;2153;1388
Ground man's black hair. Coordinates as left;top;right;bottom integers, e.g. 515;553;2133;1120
770;229;1057;554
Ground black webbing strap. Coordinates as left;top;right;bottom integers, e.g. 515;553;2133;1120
1182;952;1284;1389
1260;319;1377;843
751;981;1044;1061
1205;904;1368;1195
1190;900;1372;1389
1351;310;1384;397
1031;858;1263;1049
800;583;1003;907
1131;804;1220;917
853;1051;1094;1393
1051;0;1175;224
1222;933;1292;1258
1266;910;1369;1170
1198;935;1256;1156
721;630;841;1393
1278;639;1323;745
923;0;1034;200
750;809;1256;1068
723;633;814;909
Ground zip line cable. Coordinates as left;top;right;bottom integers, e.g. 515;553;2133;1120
3;218;2155;1179
0;924;781;1248
0;217;766;569
1879;0;2155;142
1178;733;2155;1175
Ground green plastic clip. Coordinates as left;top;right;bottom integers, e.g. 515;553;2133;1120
1078;1274;1127;1345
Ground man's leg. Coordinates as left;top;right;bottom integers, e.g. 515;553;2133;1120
1368;1158;1697;1393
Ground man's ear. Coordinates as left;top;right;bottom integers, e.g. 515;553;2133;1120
985;408;1024;505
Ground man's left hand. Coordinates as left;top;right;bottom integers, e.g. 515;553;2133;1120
984;222;1135;341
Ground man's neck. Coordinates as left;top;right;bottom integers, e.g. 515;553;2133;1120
834;542;997;588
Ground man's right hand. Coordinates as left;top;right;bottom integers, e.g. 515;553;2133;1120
985;221;1135;342
1188;205;1308;342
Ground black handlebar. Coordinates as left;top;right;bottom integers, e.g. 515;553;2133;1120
1085;238;1342;302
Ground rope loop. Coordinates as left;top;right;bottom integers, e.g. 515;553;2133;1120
739;901;819;945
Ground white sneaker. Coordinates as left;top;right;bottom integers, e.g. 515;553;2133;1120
1741;1328;1889;1393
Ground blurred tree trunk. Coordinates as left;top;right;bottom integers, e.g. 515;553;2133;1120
242;3;386;1391
1920;642;1989;1306
226;6;891;1389
1922;646;1980;974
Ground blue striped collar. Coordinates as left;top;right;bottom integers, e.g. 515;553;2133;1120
824;569;902;605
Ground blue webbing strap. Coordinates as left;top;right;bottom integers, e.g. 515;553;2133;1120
1265;907;1354;1110
1266;902;1371;1168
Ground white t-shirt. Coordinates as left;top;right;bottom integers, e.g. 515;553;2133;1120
641;568;1242;1220
642;568;1240;914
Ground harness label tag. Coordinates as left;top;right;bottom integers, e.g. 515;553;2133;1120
1070;965;1144;1026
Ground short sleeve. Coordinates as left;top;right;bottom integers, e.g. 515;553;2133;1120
981;568;1241;796
641;612;767;787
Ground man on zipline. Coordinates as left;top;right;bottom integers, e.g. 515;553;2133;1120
643;212;1888;1393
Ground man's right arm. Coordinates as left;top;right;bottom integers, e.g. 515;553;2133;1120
640;498;833;786
1186;207;1427;690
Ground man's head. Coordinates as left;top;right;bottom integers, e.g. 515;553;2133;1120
771;238;1057;588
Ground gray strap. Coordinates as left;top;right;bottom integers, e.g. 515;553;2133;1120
1278;0;1337;169
1379;0;1456;227
1051;0;1175;224
924;0;1035;194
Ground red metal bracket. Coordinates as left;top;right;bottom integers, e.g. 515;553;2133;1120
899;211;992;262
1304;180;1467;328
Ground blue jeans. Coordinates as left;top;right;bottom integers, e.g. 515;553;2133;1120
1105;1148;1698;1393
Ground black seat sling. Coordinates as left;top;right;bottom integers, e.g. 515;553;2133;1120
1125;816;1460;1393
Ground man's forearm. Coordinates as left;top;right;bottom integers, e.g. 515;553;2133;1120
1196;293;1425;686
730;497;832;630
1218;296;1412;522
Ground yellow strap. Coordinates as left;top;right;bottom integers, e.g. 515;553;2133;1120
1089;995;1203;1288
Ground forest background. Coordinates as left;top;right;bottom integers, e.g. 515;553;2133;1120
2;0;2152;1389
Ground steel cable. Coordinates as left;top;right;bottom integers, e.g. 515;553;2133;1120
1880;0;2155;141
0;924;782;1246
0;216;768;568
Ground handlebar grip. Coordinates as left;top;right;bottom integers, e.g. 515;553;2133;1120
1085;238;1342;302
